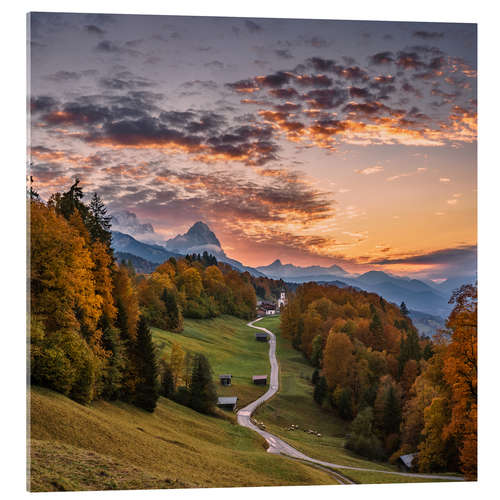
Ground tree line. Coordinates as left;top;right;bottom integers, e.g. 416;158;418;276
281;282;477;479
29;180;260;414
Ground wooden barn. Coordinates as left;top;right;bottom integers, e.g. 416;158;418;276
255;331;268;342
397;453;417;471
219;374;232;386
216;396;238;411
252;375;268;385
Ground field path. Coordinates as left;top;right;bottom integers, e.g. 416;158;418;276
237;317;464;484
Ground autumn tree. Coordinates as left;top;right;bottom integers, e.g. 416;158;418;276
442;284;477;479
418;397;456;472
323;331;355;389
170;342;186;388
345;407;384;460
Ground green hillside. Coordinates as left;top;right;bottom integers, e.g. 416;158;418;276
152;316;270;408
29;386;337;491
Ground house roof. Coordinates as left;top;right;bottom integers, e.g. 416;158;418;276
217;397;238;405
252;375;268;380
399;453;417;468
260;303;276;310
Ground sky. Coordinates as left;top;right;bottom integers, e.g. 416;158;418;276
28;12;477;281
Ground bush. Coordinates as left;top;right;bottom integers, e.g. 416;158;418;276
173;386;191;406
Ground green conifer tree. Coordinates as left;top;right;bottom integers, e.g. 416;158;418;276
134;315;159;412
189;353;217;414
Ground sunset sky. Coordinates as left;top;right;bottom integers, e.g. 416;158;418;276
28;13;477;280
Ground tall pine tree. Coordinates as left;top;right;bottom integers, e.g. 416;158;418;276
189;353;217;414
134;315;159;412
87;192;112;248
369;312;385;351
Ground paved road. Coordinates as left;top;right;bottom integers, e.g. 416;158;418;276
236;317;464;484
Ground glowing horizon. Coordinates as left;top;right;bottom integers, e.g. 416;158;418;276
29;13;477;281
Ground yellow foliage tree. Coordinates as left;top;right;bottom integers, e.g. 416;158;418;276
323;331;355;389
170;342;186;388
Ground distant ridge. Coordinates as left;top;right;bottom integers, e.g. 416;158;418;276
256;259;349;279
111;231;183;264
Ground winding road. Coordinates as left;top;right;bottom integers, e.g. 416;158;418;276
236;317;464;484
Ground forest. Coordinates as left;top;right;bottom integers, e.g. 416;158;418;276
281;281;477;479
29;180;269;415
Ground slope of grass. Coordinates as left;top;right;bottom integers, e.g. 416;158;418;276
152;316;270;408
253;316;447;483
29;386;338;491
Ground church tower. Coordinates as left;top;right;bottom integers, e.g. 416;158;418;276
278;289;287;309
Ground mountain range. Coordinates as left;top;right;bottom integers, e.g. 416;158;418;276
110;217;475;323
163;221;266;276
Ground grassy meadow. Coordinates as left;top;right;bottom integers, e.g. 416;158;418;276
152;315;269;408
29;386;338;491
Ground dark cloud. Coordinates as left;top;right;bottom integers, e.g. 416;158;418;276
85;24;106;36
307;57;343;73
342;101;392;117
30;96;58;113
269;87;299;99
305;58;368;82
245;20;263;33
303;88;348;109
349;86;374;99
225;79;259;93
45;99;280;166
294;74;333;88
181;80;218;90
256;71;293;88
95;40;141;57
395;51;426;70
413;30;444;40
45;71;82;82
370;245;476;271
302;36;330;48
369;51;394;65
275;49;293;59
99;77;155;90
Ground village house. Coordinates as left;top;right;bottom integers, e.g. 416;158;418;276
255;331;268;342
252;375;268;385
216;396;238;411
397;453;417;471
219;374;232;386
256;302;277;316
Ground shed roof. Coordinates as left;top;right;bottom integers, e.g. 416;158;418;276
252;375;268;380
255;331;268;337
217;397;238;405
399;453;416;468
219;374;232;378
